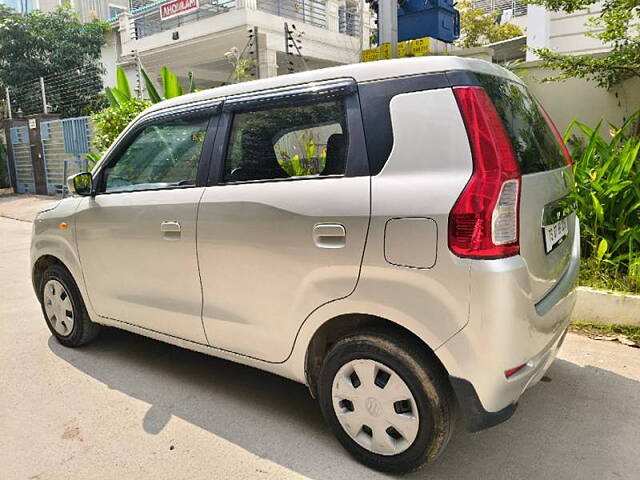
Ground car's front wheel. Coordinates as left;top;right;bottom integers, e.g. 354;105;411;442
317;329;455;473
39;264;100;347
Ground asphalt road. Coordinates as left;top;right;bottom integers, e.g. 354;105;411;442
1;214;639;480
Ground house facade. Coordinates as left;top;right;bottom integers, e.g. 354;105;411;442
102;0;372;91
0;0;129;20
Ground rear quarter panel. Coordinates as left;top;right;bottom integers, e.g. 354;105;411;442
284;88;475;382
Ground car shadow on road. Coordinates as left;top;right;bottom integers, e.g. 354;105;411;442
48;328;640;480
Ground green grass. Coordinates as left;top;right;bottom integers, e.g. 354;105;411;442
570;321;640;345
579;257;640;294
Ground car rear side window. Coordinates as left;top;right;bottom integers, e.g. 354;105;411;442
223;100;348;183
476;73;567;174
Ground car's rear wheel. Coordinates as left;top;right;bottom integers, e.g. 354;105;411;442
317;329;455;473
39;264;100;347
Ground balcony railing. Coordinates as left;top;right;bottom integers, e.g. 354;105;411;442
122;0;361;41
257;0;327;29
130;0;236;40
471;0;527;17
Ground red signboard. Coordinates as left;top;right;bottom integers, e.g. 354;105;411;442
160;0;199;20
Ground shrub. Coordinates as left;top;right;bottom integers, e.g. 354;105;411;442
91;98;150;155
565;112;640;291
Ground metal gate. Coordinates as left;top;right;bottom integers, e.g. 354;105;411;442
41;117;92;195
9;125;36;193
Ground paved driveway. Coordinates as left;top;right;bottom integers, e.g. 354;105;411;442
1;214;639;479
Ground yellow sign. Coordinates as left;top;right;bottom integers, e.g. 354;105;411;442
361;47;380;62
360;37;431;63
379;43;392;60
397;41;408;58
410;37;430;56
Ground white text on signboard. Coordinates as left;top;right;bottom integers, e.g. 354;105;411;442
160;0;199;20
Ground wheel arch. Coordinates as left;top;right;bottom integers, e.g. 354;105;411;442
304;313;451;399
32;254;70;300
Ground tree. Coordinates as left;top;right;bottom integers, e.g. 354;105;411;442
0;4;109;117
456;0;524;49
526;0;640;89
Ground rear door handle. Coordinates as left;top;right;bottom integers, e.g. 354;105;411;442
313;223;346;249
161;221;181;240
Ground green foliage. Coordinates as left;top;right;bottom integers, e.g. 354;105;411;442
526;0;640;89
275;132;328;177
188;72;197;94
141;68;161;104
578;257;640;293
224;47;255;83
571;320;640;344
72;172;92;195
91;98;151;154
106;66;190;107
0;4;109;117
566;112;640;291
161;66;183;99
456;0;524;48
93;64;194;165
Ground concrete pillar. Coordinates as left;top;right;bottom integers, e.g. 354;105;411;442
1;119;22;193
260;48;279;78
26;114;59;195
238;0;257;9
118;12;134;45
361;5;372;49
379;0;398;56
527;5;551;61
326;0;340;32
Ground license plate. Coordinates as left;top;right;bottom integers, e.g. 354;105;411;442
543;217;569;253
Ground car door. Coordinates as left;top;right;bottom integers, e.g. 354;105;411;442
197;79;371;362
75;107;219;344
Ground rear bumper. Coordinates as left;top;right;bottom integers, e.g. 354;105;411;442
450;325;569;432
436;219;580;431
449;377;519;432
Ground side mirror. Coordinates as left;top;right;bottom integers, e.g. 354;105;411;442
66;172;93;196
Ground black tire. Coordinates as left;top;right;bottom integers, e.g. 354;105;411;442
317;328;455;474
38;264;101;347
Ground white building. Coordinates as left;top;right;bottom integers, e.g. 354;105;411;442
0;0;129;20
103;0;372;90
468;0;639;131
468;0;610;59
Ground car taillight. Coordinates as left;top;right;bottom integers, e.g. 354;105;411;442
449;86;521;259
538;103;572;166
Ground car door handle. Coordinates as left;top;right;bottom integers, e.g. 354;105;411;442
161;221;181;232
313;223;346;249
161;221;181;240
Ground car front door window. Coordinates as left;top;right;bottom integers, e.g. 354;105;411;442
103;118;209;193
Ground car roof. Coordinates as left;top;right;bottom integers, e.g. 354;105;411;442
145;56;520;115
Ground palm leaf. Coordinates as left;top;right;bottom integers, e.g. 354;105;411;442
140;67;162;103
116;67;132;100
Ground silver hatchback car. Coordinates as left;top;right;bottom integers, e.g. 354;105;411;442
31;57;579;473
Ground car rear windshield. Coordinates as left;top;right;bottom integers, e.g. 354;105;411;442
476;73;567;174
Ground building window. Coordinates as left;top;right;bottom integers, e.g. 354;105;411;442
4;0;37;14
338;5;360;37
